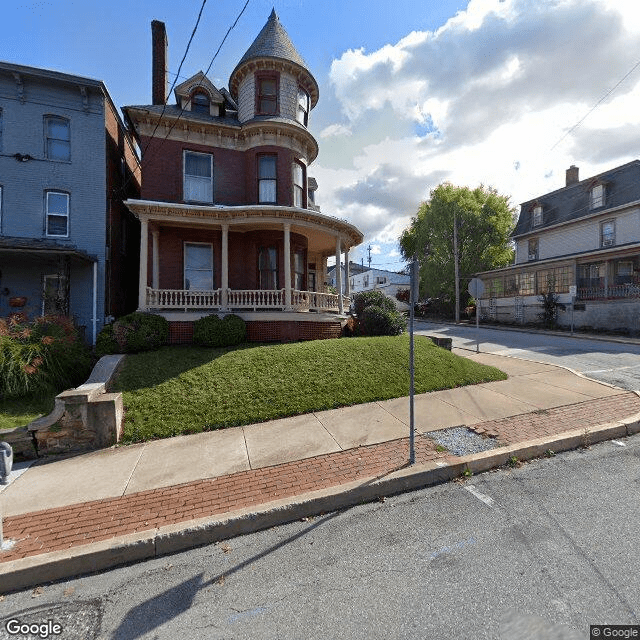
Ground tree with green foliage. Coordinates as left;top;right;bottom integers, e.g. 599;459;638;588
400;183;516;319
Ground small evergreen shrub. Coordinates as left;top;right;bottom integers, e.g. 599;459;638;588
351;290;397;316
358;305;407;336
112;312;169;353
193;313;247;347
95;323;119;356
0;315;92;399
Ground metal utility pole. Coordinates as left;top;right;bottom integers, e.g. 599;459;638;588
409;257;417;465
453;213;460;323
367;245;372;268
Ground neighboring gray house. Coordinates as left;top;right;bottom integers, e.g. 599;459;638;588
327;261;368;293
0;62;140;343
476;161;640;332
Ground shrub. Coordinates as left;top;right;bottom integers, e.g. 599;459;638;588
351;290;396;316
112;312;169;353
95;323;119;356
0;315;92;399
193;313;247;347
358;305;407;336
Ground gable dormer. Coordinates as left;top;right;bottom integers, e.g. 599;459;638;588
174;72;226;117
588;178;607;210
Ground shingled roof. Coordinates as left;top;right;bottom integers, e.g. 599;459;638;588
513;160;640;238
236;9;308;71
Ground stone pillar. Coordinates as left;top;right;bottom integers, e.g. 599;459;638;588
152;229;160;289
335;236;343;314
221;224;229;311
284;223;292;310
138;218;148;310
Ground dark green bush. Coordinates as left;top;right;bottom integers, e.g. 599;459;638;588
112;312;169;353
193;313;247;347
95;323;119;356
351;290;397;316
358;305;407;336
0;315;92;399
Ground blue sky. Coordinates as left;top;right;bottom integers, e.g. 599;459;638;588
4;0;640;271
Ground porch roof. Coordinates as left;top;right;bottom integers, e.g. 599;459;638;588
476;241;640;278
124;199;364;253
0;236;96;263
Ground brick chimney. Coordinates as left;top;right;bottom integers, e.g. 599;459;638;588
566;164;579;186
151;20;168;105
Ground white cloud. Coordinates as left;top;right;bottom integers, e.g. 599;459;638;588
320;123;352;138
314;0;640;249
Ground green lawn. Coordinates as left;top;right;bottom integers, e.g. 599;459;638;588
0;395;55;431
114;336;507;443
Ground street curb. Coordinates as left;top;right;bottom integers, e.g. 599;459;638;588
2;413;640;593
416;318;640;346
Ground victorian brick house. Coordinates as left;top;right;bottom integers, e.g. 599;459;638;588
123;11;363;342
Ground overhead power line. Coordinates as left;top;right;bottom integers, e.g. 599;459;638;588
550;57;640;151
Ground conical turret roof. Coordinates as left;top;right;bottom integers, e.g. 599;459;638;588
237;9;308;71
229;9;318;105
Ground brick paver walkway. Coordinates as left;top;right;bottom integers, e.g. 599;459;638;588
2;392;639;564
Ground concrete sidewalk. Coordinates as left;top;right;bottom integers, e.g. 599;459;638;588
1;350;639;592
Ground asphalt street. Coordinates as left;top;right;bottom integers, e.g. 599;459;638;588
1;433;639;639
416;320;640;390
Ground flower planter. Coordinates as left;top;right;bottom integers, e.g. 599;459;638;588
9;296;27;308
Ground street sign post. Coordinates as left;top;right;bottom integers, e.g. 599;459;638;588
468;278;485;353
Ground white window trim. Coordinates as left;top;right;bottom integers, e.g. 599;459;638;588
532;205;543;226
292;161;304;208
600;219;615;247
44;115;71;162
45;190;69;238
183;241;214;291
590;184;605;209
183;150;214;204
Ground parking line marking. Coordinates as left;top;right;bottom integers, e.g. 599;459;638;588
464;484;495;508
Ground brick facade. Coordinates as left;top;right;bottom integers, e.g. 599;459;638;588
168;318;343;344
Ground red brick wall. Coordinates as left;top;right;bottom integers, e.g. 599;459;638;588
246;320;342;342
140;136;245;204
167;319;342;344
151;229;308;290
168;321;194;344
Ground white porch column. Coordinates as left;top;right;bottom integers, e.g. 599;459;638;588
344;247;350;298
284;223;292;310
221;223;229;311
335;235;344;314
151;229;160;289
138;217;148;310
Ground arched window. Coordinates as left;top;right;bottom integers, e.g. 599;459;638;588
191;91;210;115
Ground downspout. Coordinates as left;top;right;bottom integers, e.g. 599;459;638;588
92;261;98;345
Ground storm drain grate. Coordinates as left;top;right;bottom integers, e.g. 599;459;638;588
427;426;498;457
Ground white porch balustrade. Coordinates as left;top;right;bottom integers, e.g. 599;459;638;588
145;287;349;313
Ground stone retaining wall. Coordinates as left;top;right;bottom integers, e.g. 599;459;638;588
28;355;126;456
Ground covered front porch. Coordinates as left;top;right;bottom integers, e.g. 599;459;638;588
125;200;363;318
